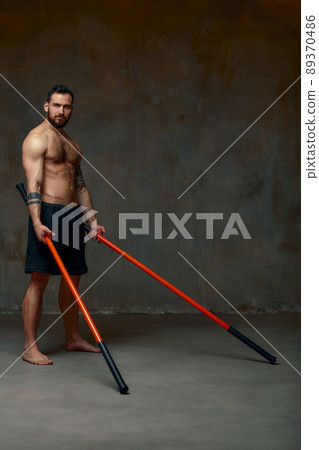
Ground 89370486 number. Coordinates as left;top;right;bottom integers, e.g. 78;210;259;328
306;15;316;74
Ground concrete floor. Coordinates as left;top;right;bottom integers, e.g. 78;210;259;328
0;313;300;450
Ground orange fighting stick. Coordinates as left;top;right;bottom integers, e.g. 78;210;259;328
16;183;129;394
87;222;276;364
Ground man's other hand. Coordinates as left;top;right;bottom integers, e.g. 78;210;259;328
88;221;106;243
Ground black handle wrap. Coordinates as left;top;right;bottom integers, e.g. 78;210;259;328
98;341;129;394
16;183;28;205
84;223;91;233
228;327;276;364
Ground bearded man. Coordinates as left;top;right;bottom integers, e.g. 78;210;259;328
22;85;105;365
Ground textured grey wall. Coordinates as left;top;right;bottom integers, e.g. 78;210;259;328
0;0;300;313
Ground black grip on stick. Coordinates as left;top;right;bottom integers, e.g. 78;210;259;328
16;183;28;205
98;341;129;394
84;223;91;233
228;327;276;364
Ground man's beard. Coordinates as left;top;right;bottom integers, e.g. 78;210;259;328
47;113;70;129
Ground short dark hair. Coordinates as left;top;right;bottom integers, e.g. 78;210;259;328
47;85;74;103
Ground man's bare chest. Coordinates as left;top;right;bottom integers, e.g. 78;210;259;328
46;135;80;165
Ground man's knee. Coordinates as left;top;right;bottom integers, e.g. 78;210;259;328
30;272;51;291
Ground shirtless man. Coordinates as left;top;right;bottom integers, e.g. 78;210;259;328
22;84;105;365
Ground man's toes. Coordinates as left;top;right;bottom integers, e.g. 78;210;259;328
42;357;52;365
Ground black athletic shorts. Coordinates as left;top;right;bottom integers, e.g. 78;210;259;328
25;201;88;276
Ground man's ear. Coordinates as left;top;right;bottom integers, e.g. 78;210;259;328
44;101;49;112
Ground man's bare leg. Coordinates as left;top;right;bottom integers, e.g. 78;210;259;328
58;275;100;353
22;272;53;365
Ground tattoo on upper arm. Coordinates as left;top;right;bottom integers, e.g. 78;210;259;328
75;166;85;188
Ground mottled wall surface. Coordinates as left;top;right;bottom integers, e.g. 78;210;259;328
0;1;300;313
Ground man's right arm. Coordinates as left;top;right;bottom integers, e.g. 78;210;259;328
22;134;54;244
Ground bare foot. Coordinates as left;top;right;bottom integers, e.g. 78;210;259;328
65;337;100;353
22;347;53;365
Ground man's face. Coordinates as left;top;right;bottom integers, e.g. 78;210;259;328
44;92;73;129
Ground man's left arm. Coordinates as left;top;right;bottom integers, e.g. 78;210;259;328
75;163;106;241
